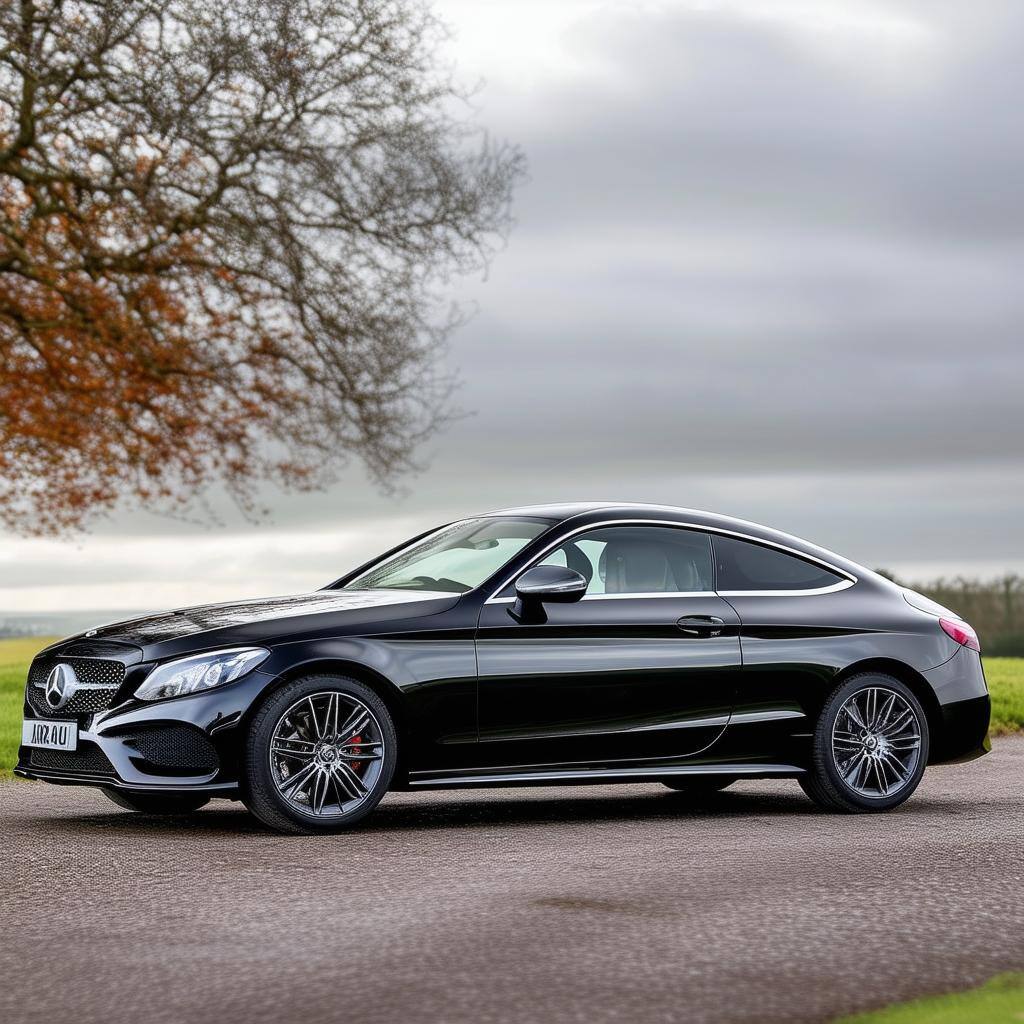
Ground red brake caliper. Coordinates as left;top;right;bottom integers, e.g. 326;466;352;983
349;735;363;773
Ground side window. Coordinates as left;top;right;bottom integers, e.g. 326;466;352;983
713;535;844;592
538;526;713;596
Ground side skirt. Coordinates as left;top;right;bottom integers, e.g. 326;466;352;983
408;762;805;789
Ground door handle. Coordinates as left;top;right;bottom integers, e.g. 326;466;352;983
676;615;726;637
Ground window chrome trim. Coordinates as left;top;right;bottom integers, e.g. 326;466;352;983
487;590;719;605
717;579;855;598
484;518;857;604
583;590;718;600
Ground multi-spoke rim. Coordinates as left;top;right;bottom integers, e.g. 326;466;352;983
832;686;922;798
269;691;385;817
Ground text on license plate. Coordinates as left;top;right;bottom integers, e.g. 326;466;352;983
22;718;78;751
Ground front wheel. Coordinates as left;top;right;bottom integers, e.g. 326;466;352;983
101;788;210;814
800;673;929;813
243;675;397;834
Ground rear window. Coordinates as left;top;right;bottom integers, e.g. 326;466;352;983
714;535;844;592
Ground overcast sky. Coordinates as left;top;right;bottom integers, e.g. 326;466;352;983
3;0;1023;615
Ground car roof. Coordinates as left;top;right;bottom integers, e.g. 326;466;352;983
482;501;619;520
481;501;877;582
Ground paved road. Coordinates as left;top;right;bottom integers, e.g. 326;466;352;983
2;740;1023;1024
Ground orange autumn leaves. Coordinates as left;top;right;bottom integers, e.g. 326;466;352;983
0;0;521;534
0;170;274;532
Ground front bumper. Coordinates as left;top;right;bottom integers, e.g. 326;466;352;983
16;669;277;794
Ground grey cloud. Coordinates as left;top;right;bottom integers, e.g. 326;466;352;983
25;1;1024;590
421;2;1024;475
508;3;1024;245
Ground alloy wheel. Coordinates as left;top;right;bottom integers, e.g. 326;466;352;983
269;690;386;817
831;686;922;798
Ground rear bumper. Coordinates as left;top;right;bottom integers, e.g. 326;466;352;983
924;649;991;763
932;695;991;764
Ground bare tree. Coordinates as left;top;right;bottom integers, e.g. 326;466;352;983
0;0;523;533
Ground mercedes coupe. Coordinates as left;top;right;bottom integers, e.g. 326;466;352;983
17;503;991;833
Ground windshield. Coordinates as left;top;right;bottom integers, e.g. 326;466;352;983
341;518;552;594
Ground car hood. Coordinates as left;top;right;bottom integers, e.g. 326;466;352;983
68;590;461;654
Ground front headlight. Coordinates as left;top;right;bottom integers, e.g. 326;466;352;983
135;648;270;702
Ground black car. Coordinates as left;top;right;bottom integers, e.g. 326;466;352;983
17;503;990;833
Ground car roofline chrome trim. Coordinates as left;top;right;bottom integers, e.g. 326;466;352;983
483;518;858;604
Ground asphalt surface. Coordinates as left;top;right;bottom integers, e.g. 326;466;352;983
2;740;1023;1024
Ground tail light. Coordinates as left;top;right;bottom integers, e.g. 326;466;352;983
939;617;981;653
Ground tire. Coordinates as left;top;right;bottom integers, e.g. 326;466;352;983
800;673;929;813
243;674;397;835
662;776;736;793
101;788;210;814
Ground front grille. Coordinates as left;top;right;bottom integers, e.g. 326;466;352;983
30;744;115;775
25;656;127;718
121;726;219;774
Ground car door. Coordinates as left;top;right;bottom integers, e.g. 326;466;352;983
475;524;741;770
710;532;858;723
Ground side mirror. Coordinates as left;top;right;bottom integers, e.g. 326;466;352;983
510;565;588;622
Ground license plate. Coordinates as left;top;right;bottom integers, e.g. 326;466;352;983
22;718;78;751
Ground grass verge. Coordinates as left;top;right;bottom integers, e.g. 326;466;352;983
836;973;1024;1023
982;657;1024;735
1;641;1022;779
0;636;58;780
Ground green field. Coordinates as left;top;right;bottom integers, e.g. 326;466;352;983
0;637;59;781
2;639;1023;781
983;658;1024;736
836;973;1024;1023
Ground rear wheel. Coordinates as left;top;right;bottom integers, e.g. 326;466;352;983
662;776;736;793
243;675;397;834
101;789;210;814
800;673;929;813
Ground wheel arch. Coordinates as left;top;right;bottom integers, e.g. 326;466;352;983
243;658;410;781
832;657;943;759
